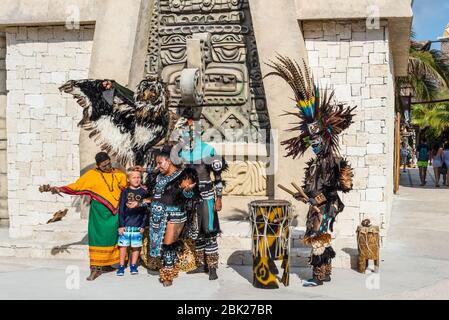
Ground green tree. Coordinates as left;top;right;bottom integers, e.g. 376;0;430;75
397;39;449;101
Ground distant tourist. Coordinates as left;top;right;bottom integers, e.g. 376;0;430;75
400;141;409;173
430;143;444;188
442;142;449;186
416;137;430;186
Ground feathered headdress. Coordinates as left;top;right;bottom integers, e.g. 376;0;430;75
266;55;356;158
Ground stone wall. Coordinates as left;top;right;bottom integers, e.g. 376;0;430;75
442;41;449;55
303;20;395;243
0;32;7;226
5;25;94;238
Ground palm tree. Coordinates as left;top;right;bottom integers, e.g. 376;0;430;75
397;38;449;101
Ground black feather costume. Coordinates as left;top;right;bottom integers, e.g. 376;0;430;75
267;55;356;286
59;77;182;167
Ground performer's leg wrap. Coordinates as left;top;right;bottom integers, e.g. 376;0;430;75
325;262;332;276
205;236;219;269
313;264;327;281
160;244;179;282
194;237;206;267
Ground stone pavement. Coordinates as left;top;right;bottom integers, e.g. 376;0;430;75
0;168;448;300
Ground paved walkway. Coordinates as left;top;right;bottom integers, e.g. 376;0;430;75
0;168;448;299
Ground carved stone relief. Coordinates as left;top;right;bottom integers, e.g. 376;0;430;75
222;161;267;196
145;0;270;195
145;0;270;140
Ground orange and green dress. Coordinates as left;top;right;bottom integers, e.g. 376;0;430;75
59;168;127;267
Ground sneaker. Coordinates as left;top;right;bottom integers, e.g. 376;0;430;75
130;264;138;275
303;278;323;287
323;275;331;282
116;265;125;276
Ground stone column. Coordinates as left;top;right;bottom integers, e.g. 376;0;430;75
302;19;395;242
248;0;311;220
79;0;152;218
0;32;8;227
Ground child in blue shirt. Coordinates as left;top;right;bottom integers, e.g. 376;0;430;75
116;170;149;276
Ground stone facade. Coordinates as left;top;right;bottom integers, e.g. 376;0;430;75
5;25;94;238
303;20;395;243
0;32;7;226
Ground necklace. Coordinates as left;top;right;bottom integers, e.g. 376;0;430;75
98;170;119;201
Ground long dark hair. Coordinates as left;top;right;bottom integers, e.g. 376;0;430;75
431;143;441;156
444;142;449;150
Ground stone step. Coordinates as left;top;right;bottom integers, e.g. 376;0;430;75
31;218;88;242
0;221;356;269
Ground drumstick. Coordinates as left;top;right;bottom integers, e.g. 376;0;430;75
291;182;308;200
277;184;296;196
291;183;321;213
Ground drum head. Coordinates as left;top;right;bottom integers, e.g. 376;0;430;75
249;200;291;207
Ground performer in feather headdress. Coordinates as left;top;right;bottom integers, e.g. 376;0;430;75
267;55;356;287
174;120;228;281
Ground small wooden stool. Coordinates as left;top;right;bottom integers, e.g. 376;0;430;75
357;222;380;273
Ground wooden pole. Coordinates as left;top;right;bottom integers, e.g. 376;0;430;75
394;112;401;194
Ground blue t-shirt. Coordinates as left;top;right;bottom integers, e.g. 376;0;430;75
417;143;429;161
118;187;149;228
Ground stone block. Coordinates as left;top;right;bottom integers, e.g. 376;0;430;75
6;79;22;90
51;72;67;84
366;27;385;41
354;167;369;178
347;68;362;84
340;41;350;58
320;57;337;69
346;147;366;157
22;79;40;94
368;175;387;188
365;77;384;85
366;188;384;202
334;84;352;101
308;51;319;67
336;23;351;40
370;84;388;98
328;45;341;58
367;143;384;154
16;119;30;133
351;84;362;96
304;30;323;39
365;120;382;134
38;27;54;41
350;46;363;57
352;32;366;41
48;43;66;57
331;72;347;84
348;57;366;68
369;53;386;65
363;42;374;55
25;94;44;108
360;201;386;215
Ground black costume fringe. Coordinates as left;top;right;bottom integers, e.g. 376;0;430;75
309;247;336;267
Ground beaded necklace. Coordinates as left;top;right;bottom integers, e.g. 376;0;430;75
97;169;119;201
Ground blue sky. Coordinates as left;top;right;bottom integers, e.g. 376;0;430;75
412;0;449;48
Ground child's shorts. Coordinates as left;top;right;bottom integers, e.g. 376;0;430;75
118;227;143;248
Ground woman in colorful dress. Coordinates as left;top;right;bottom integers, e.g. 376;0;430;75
40;152;127;281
